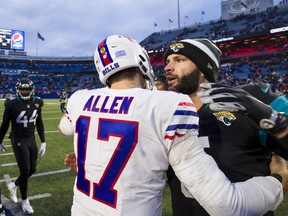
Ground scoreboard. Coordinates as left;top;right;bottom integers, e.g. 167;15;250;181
0;28;25;50
221;0;273;20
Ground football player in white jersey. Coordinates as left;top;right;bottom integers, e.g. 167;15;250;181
59;35;288;216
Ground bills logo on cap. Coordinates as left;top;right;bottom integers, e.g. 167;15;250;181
11;30;25;50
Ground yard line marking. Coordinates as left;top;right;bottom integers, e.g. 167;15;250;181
45;130;61;133
1;162;17;167
0;169;70;183
3;139;11;142
30;169;70;178
0;153;14;157
28;193;52;200
2;131;62;138
44;117;61;120
2;130;61;140
20;193;52;201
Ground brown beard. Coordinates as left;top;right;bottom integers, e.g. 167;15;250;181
172;68;201;95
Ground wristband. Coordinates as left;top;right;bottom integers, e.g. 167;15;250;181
271;174;283;183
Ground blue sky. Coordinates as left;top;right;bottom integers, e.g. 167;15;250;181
0;0;282;57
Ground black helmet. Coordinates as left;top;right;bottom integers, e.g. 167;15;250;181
15;78;35;101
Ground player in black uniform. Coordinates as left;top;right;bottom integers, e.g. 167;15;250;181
0;78;46;215
164;38;288;216
59;89;68;113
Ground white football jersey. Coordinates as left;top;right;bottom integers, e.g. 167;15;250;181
65;87;198;216
61;87;283;216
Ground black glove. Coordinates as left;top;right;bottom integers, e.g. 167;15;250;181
197;83;287;134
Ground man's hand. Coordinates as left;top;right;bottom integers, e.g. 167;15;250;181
38;143;46;157
64;152;77;172
269;154;288;193
0;143;6;152
197;83;287;135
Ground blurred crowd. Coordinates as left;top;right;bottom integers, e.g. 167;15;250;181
0;54;287;99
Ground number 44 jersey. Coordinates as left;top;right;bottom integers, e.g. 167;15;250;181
0;96;44;141
60;87;200;216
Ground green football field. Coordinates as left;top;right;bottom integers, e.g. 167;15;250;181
0;99;287;215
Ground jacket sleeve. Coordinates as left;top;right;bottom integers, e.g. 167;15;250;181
265;135;288;159
36;102;46;143
0;106;11;143
243;84;288;156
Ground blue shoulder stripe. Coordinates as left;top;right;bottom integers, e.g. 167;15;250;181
166;124;199;131
174;110;198;117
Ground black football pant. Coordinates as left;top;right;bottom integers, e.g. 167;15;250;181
60;103;66;113
11;135;38;200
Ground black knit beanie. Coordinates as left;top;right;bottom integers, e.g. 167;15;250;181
164;38;221;82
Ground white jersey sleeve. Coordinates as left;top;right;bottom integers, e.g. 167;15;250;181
59;115;73;136
168;126;283;216
58;89;87;136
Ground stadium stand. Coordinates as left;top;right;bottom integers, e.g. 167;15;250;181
0;55;103;99
140;3;288;51
141;2;288;96
0;2;287;98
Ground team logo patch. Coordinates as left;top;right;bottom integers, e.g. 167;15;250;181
213;111;236;126
169;42;185;52
100;47;107;58
98;38;113;67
